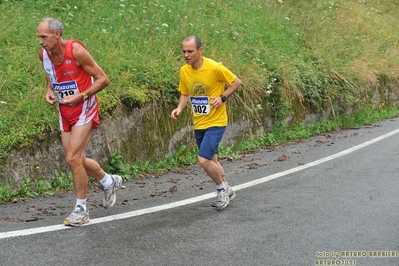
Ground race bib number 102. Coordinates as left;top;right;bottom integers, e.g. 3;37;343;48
52;80;79;103
190;96;210;115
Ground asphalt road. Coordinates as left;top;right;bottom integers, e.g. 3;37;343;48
1;118;399;266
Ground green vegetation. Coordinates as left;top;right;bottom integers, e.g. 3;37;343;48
1;0;399;201
2;0;399;160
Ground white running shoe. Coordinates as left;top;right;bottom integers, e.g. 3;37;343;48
212;185;235;207
100;175;123;209
227;185;236;201
63;205;89;226
215;188;230;210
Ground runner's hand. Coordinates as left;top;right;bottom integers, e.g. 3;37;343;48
45;92;58;105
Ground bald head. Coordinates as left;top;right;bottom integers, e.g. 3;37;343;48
183;36;202;50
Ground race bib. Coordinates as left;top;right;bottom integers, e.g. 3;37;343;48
52;80;79;103
190;96;210;115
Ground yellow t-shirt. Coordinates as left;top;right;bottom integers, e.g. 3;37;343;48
178;57;237;130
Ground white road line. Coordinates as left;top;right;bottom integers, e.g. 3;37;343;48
1;127;399;240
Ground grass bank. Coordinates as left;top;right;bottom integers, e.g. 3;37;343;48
2;0;399;160
1;0;399;200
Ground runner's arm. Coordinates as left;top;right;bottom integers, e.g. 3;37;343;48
72;42;110;98
170;94;189;120
222;77;242;98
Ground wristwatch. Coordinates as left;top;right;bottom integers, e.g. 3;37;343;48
81;92;89;101
220;94;227;102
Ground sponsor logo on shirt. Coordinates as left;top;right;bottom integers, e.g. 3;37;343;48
52;80;78;92
191;98;209;104
63;71;75;76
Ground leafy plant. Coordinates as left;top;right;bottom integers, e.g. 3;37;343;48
106;150;132;181
51;170;74;191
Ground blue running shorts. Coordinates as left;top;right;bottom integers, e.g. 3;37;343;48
194;126;226;160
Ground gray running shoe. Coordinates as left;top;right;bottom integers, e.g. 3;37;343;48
63;205;89;226
100;175;122;209
215;188;230;210
212;185;235;207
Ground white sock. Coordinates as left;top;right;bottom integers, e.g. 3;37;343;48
99;173;113;188
76;198;87;211
216;183;226;190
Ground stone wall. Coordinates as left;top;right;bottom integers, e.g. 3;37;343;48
0;101;268;184
1;82;399;185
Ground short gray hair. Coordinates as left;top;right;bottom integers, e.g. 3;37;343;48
42;18;63;36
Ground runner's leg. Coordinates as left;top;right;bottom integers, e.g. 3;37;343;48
61;122;100;199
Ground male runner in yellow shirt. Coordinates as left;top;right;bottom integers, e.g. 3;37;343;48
170;36;242;210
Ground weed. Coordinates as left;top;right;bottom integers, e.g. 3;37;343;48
51;170;74;191
106;150;133;181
